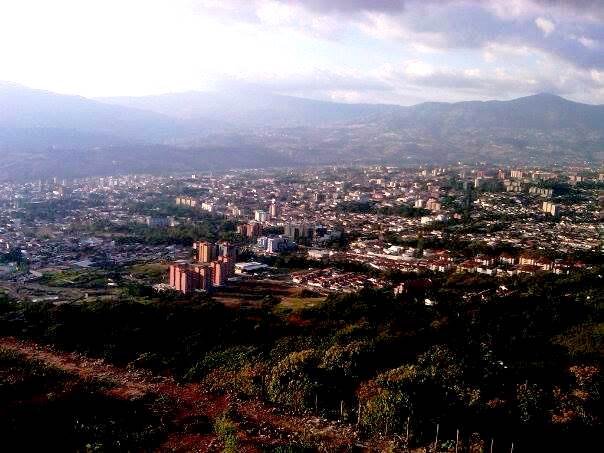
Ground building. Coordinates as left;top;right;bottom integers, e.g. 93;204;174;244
145;216;169;228
218;241;238;261
218;255;234;277
267;236;290;253
529;186;553;197
175;196;197;207
194;264;213;290
244;222;262;239
569;174;583;184
169;264;200;294
284;223;313;241
197;240;218;263
257;235;294;253
426;198;441;212
504;180;523;192
542;201;560;217
211;260;227;286
308;249;330;260
169;263;213;294
269;202;280;219
254;209;268;222
201;202;214;213
235;261;269;274
510;170;524;179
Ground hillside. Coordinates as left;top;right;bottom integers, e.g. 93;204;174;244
1;83;603;179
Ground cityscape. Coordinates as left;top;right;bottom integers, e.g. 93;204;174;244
1;0;603;452
1;165;601;298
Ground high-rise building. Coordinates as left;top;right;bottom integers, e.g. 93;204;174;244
254;209;268;222
197;241;217;263
269;202;280;219
169;264;201;294
284;223;313;241
245;222;262;239
211;260;227;286
218;241;238;261
218;255;235;277
542;201;560;217
169;263;213;294
193;264;213;290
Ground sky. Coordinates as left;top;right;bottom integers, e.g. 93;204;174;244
0;0;602;104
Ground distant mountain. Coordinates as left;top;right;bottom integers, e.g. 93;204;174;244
371;93;604;132
100;89;604;132
1;82;603;180
98;88;391;128
0;82;206;149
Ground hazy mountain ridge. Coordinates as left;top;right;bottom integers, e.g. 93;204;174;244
1;82;602;180
382;93;604;131
0;83;209;147
98;89;393;128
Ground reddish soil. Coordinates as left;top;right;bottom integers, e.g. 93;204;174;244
0;337;368;452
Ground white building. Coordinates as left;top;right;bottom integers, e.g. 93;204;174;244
254;209;268;222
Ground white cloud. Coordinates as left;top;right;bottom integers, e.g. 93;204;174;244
534;17;555;36
577;36;598;49
403;60;435;77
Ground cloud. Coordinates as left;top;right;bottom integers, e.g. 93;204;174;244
225;54;604;105
281;0;604;19
359;50;604;104
186;0;604;104
535;17;555;36
278;0;407;14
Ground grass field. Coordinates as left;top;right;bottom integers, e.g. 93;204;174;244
40;269;109;288
274;296;325;313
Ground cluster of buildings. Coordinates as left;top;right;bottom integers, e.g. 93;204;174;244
292;268;386;293
168;240;238;294
341;237;587;278
0;164;601;301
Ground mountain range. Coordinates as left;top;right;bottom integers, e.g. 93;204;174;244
1;82;603;180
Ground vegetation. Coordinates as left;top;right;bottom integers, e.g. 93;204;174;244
0;267;601;451
0;349;167;451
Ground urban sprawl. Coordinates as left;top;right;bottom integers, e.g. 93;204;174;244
0;165;602;302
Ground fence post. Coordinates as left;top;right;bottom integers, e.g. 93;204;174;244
405;415;411;452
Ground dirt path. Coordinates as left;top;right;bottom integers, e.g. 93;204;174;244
0;337;365;452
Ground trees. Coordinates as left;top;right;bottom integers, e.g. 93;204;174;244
267;349;322;413
357;365;415;436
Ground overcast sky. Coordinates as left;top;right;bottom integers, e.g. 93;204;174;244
0;0;602;104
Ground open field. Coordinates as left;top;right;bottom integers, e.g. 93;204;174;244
275;296;326;312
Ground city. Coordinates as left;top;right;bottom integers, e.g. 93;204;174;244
0;165;601;297
1;163;602;451
1;0;603;451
